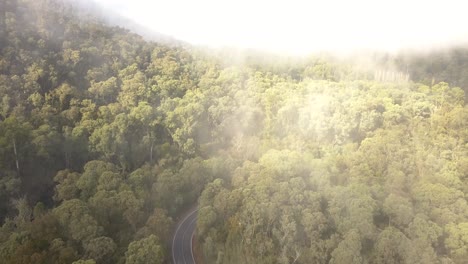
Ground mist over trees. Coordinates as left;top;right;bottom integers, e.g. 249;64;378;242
0;0;467;263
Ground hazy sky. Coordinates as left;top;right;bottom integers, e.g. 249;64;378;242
93;0;468;54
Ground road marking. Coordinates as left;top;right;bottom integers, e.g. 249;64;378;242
182;216;198;264
188;216;198;264
172;208;198;264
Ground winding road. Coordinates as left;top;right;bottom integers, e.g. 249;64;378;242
172;208;198;264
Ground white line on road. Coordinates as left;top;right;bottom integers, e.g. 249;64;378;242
188;216;198;264
172;208;198;264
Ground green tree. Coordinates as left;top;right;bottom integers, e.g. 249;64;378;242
372;227;410;264
53;199;102;242
124;235;164;264
83;236;116;263
329;229;364;264
445;223;468;263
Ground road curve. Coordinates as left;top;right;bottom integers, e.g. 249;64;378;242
172;207;198;264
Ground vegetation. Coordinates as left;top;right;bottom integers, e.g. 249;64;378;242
0;0;467;263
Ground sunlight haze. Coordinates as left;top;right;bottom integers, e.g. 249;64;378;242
93;0;468;54
2;1;468;263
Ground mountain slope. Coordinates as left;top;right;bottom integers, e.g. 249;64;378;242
0;0;466;263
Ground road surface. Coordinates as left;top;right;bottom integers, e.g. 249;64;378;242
172;208;198;264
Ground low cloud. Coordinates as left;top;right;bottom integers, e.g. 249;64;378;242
90;0;468;54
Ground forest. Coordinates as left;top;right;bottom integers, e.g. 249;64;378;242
0;0;467;263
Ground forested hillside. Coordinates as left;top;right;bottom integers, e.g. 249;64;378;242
0;0;467;263
376;49;468;100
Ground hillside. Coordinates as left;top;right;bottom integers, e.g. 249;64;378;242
0;0;467;263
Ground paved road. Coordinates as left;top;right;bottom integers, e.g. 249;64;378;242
172;208;198;264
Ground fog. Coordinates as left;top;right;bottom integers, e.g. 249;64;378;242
1;1;467;263
92;0;468;54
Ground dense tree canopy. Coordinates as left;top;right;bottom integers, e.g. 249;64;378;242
0;0;467;263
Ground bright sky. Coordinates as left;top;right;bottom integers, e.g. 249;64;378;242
93;0;468;54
